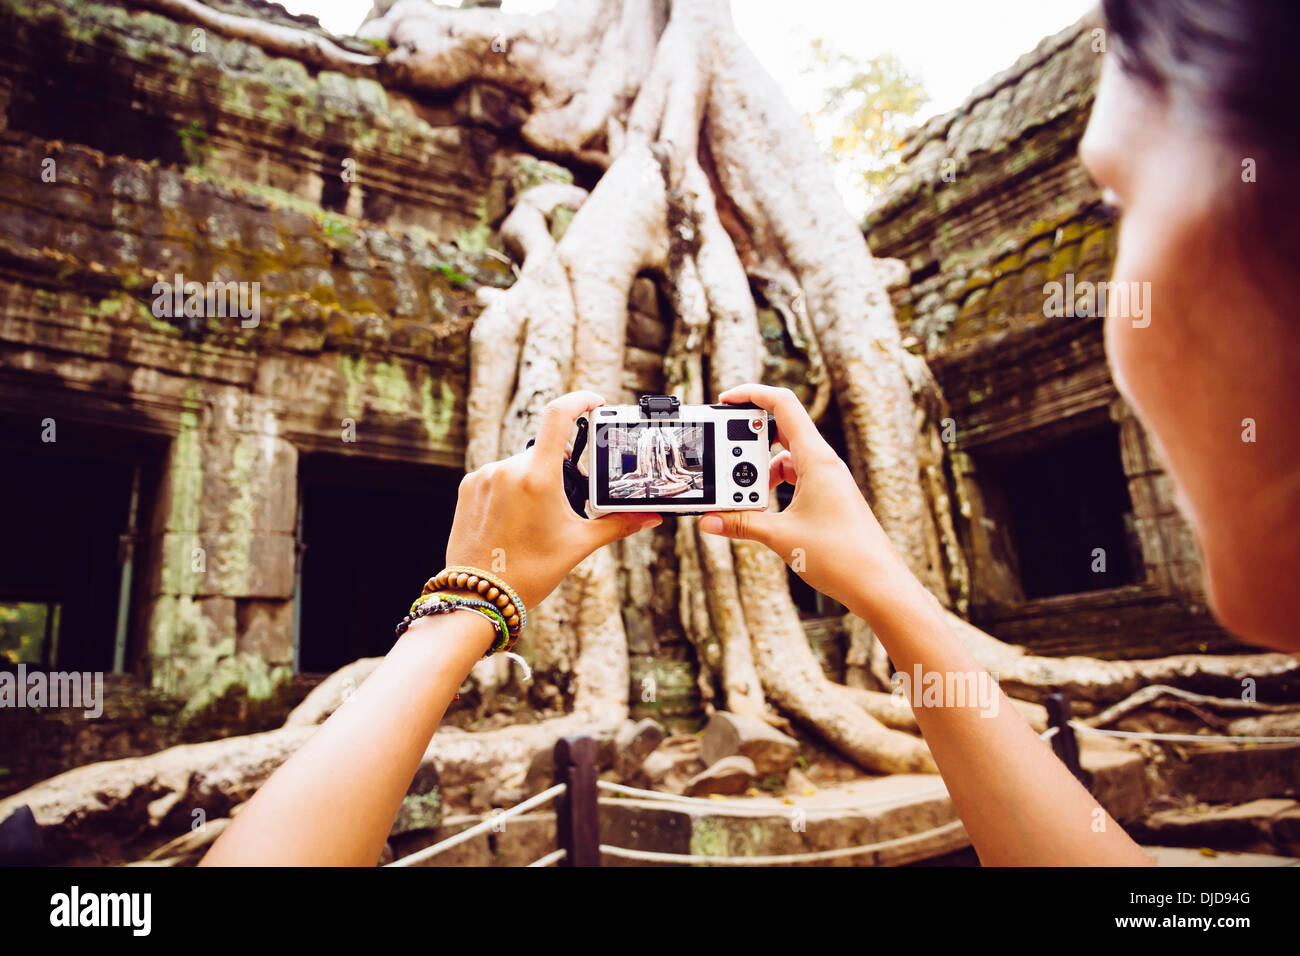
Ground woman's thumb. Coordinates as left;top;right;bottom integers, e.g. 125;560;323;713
698;510;775;544
587;512;662;549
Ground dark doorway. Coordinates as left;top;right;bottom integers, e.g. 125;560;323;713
0;416;164;672
297;454;462;674
987;425;1142;599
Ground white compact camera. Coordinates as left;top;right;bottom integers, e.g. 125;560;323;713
585;395;773;515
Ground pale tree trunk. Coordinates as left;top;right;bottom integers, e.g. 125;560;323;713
45;0;1296;807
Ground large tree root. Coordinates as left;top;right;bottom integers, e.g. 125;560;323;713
0;724;318;864
0;714;631;864
944;611;1300;711
1084;684;1300;731
90;0;1296;792
135;0;379;71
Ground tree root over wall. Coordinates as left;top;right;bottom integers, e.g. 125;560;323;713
7;0;1298;861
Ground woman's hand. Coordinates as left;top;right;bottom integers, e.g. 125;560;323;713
698;384;916;618
445;390;661;610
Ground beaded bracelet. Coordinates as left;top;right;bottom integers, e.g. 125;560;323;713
421;565;527;650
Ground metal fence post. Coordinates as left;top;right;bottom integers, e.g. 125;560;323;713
554;734;600;867
1045;692;1086;783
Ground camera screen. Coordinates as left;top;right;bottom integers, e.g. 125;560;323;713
595;421;715;506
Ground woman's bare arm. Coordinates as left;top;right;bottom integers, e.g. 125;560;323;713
701;383;1153;867
200;611;493;866
200;390;658;866
849;561;1152;866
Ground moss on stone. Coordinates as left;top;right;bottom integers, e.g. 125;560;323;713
689;816;769;865
509;155;574;196
393;788;443;834
420;376;456;447
174;655;296;738
167;405;204;535
337;353;366;418
370;359;412;414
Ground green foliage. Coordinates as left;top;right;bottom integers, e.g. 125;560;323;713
429;262;472;287
802;39;929;195
177;119;210;169
0;602;53;664
319;215;356;245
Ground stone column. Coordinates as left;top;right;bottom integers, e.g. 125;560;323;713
1112;397;1207;603
145;385;298;723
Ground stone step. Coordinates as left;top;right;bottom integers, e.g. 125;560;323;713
1139;799;1300;856
1145;845;1300;867
402;725;1150;867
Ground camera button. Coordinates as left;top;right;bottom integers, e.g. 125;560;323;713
732;462;758;487
749;492;760;503
733;492;743;503
732;446;743;457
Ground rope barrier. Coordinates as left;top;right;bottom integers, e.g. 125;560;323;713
1071;720;1300;745
598;818;968;866
596;779;950;817
526;848;567;867
396;716;1292;868
386;783;565;867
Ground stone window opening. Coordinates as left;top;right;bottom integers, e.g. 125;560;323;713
295;453;462;675
973;423;1144;602
0;416;165;674
0;599;62;669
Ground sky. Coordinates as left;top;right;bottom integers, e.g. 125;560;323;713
283;0;1097;122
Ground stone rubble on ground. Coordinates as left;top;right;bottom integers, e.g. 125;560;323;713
700;710;802;776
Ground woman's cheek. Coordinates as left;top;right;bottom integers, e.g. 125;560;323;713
1102;250;1162;428
1104;236;1210;517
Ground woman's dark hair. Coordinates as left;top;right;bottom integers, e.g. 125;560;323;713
1101;0;1299;289
1102;0;1300;154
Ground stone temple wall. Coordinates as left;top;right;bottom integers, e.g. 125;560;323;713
1;1;1241;796
0;0;514;786
865;13;1244;659
0;0;833;792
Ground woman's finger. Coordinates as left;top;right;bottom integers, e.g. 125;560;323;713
531;390;605;469
717;384;831;462
769;449;795;489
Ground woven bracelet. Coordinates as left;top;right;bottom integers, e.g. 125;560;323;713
413;593;512;654
398;594;510;652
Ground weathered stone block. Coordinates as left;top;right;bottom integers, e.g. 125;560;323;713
197;431;298;535
235;599;295;666
613;717;666;781
1132;517;1170;574
628;276;658;319
152;532;295;598
391;762;443;837
700;711;801;776
684;755;756;797
148;594;237;661
629;657;699;725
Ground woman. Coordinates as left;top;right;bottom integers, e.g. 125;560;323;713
201;0;1298;866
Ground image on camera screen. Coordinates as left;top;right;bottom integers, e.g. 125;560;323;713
605;423;706;501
